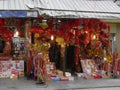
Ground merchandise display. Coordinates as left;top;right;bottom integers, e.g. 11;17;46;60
12;37;26;60
81;59;106;79
0;60;24;79
0;17;119;82
29;18;120;82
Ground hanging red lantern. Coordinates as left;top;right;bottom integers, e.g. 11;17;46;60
38;29;44;35
83;19;89;25
0;19;4;26
75;30;81;36
83;40;89;45
84;33;89;39
8;33;13;38
75;38;79;44
74;19;81;26
65;39;70;45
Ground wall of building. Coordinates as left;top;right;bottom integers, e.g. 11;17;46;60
104;22;120;57
110;23;117;33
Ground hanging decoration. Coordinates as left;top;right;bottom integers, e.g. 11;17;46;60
0;18;25;41
30;18;112;64
55;37;64;45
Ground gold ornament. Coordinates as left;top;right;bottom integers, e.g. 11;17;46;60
56;37;64;45
106;54;112;63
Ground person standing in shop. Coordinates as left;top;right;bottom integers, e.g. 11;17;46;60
49;42;61;69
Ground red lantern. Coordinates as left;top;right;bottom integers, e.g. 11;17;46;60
83;40;89;45
75;38;79;44
0;19;4;26
75;30;81;36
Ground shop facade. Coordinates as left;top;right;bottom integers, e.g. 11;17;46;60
0;0;38;79
23;0;120;82
0;0;120;82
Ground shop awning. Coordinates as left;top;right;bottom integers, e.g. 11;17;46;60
0;0;38;18
0;11;27;18
0;11;38;18
31;0;120;19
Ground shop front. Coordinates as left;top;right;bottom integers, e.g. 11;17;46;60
0;18;26;79
0;0;38;79
23;0;120;83
28;18;113;82
0;0;120;83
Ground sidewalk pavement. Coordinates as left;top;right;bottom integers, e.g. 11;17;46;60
0;77;120;90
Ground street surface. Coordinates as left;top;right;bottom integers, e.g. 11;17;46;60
0;77;120;90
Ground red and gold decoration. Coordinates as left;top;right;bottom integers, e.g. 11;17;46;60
30;18;112;65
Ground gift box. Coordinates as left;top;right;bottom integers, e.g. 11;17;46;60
0;60;24;79
76;73;84;77
51;77;60;81
68;76;74;81
65;72;71;77
83;73;93;79
10;74;18;80
92;73;102;79
56;70;63;77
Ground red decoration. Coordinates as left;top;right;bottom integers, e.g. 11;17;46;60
75;38;79;44
75;30;81;36
83;40;89;45
0;19;4;26
74;56;79;65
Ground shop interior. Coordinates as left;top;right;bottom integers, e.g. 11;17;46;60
27;18;116;82
0;18;26;79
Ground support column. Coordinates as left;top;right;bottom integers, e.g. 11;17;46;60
25;19;32;77
25;19;31;44
116;23;120;57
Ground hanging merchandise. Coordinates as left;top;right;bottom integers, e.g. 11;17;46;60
39;20;49;29
30;18;114;80
33;37;50;53
66;45;75;72
56;37;64;45
76;19;112;59
3;40;11;56
49;42;61;69
0;60;24;79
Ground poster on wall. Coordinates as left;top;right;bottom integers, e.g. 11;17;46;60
81;59;98;75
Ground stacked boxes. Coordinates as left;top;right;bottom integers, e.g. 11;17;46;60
0;60;24;79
